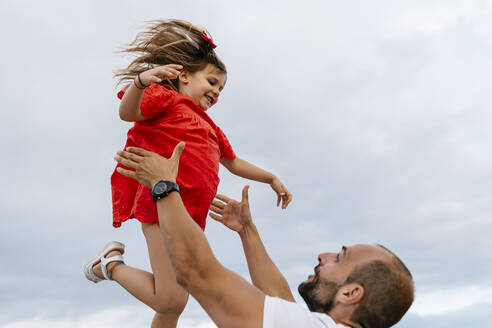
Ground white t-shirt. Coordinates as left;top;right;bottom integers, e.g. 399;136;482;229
263;296;348;328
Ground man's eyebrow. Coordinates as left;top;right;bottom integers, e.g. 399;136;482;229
342;246;347;259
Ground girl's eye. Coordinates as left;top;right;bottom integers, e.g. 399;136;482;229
208;80;215;86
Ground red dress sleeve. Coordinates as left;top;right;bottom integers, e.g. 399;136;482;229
216;126;236;159
117;84;176;119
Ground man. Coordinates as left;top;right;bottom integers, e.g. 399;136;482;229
114;143;414;328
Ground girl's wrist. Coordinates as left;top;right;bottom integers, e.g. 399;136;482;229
133;79;146;90
134;73;149;89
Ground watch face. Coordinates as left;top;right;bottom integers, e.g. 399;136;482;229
152;181;179;202
154;181;168;194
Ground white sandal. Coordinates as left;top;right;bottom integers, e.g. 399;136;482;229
84;241;125;283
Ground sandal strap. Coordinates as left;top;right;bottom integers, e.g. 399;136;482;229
100;254;124;280
86;265;103;283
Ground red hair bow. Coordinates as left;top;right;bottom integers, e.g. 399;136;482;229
202;30;217;49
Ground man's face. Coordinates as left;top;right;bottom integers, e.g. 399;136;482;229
298;244;391;313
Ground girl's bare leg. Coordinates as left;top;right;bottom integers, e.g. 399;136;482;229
92;223;188;328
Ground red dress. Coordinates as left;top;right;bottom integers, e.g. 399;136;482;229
111;84;236;230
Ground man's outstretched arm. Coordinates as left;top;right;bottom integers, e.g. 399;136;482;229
114;144;265;328
210;187;295;302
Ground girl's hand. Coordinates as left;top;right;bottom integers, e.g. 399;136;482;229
270;177;292;209
136;64;183;87
209;186;253;234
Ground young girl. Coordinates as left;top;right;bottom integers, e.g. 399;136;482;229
84;19;292;328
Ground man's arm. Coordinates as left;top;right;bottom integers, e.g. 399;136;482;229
210;187;295;302
114;144;266;328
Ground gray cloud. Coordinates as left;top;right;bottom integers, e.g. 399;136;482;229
1;0;491;326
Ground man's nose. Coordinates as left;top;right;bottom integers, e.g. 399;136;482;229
318;252;336;265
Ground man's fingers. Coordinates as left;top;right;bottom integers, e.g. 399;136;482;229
215;194;231;203
117;150;143;163
114;155;139;169
211;199;225;209
171;142;186;161
116;167;137;179
126;147;152;157
209;203;223;214
241;185;250;204
209;212;222;222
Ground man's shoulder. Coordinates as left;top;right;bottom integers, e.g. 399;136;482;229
263;296;347;328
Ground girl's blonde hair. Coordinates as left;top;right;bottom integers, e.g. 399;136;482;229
115;19;226;88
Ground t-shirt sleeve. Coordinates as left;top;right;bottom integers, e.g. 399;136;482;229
263;296;344;328
216;126;236;160
117;84;176;119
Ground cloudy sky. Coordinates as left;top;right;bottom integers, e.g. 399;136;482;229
1;0;491;327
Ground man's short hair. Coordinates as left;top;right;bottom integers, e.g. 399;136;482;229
344;245;414;328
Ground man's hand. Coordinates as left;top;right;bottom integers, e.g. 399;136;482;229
209;186;253;234
270;177;292;209
114;142;185;188
211;185;295;302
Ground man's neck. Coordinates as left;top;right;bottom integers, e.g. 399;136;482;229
329;309;360;328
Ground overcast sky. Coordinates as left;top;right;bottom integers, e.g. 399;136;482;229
1;0;492;327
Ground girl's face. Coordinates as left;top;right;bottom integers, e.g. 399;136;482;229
178;64;227;110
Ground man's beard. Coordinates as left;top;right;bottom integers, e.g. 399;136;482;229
298;273;340;314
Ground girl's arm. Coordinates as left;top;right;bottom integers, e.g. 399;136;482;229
220;157;293;209
118;64;183;122
119;84;146;122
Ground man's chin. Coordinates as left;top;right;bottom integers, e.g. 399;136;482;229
298;280;314;302
298;278;339;314
298;281;317;312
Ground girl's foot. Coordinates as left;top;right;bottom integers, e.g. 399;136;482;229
84;241;125;283
92;250;124;280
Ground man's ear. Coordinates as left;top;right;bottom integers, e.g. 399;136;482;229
338;283;364;305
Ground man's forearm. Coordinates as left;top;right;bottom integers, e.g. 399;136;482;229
156;192;218;287
239;223;294;302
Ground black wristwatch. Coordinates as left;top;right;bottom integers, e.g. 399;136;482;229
152;180;180;202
